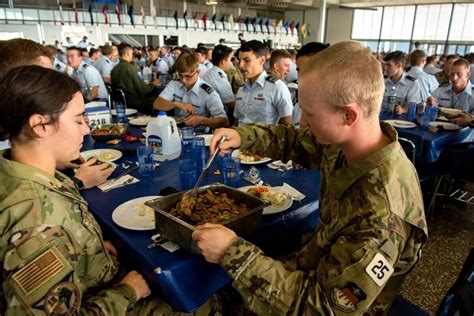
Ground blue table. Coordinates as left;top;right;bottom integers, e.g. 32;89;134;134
80;126;320;312
380;112;473;162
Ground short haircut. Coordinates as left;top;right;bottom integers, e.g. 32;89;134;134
212;45;233;65
269;49;292;67
452;58;470;70
426;55;436;64
383;51;406;65
0;65;80;140
296;42;329;60
300;41;384;118
0;39;52;80
66;46;82;56
117;43;132;57
447;54;459;61
175;53;199;73
89;48;100;56
101;44;113;56
194;46;208;55
410;50;426;66
240;40;268;58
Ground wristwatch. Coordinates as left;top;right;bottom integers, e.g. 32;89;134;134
72;176;86;191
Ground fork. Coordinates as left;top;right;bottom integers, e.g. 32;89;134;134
103;177;135;192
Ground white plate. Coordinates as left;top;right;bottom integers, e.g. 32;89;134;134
129;116;153;126
383;120;417;129
196;134;213;146
439;107;463;115
231;149;272;165
80;149;122;162
111;108;138;116
429;121;462;131
112;196;161;230
239;186;293;215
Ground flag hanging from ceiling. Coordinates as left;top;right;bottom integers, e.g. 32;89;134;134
73;0;79;24
193;12;199;30
58;1;65;25
265;18;270;34
102;3;109;26
283;21;289;36
202;12;207;31
173;10;178;29
306;23;312;36
301;23;307;39
228;14;234;31
115;0;121;26
272;19;277;35
237;15;242;31
88;3;94;26
251;17;257;33
220;14;225;31
150;0;156;28
183;10;188;30
211;13;216;31
140;6;145;26
244;17;249;32
295;22;300;36
258;18;264;34
289;21;295;36
128;5;134;26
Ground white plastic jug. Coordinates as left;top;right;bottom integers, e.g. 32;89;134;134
142;66;152;83
146;112;181;161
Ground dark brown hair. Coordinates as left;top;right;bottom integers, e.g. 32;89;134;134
0;65;80;140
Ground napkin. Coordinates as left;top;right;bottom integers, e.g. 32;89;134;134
267;160;293;172
98;175;139;192
280;183;305;201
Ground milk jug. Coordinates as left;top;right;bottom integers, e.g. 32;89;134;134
146;111;181;161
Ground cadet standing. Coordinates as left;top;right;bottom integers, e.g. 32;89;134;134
193;41;428;315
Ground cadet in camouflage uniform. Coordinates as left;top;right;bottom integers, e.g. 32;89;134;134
193;41;428;315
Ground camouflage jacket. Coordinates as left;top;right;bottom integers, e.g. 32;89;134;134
0;150;137;315
220;123;428;315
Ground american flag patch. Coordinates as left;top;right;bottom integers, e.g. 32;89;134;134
12;249;65;296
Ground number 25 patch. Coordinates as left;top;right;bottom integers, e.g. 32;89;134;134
365;253;394;286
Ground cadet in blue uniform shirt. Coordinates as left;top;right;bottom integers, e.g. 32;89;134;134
66;47;108;102
428;58;474;127
234;40;293;126
195;46;213;77
94;45;118;84
407;50;439;101
153;53;229;132
382;51;421;114
148;48;169;77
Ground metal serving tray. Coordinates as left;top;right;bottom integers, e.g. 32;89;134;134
146;183;270;254
90;123;128;141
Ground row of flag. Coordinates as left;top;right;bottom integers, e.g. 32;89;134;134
57;1;312;38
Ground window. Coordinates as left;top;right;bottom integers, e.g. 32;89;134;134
412;4;452;41
380;6;415;40
352;8;382;40
449;3;474;41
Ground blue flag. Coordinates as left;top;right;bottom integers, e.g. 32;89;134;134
173;10;178;29
244;17;250;32
211;13;216;30
283;21;289;35
88;3;94;26
251;17;257;33
183;10;188;29
265;18;270;34
127;5;134;26
220;14;226;31
258;18;264;34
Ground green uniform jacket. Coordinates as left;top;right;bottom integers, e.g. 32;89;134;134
220;123;428;315
0;150;137;315
111;59;157;114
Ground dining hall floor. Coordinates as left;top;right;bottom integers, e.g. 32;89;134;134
399;196;474;315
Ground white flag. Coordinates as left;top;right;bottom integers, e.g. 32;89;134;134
228;14;234;31
58;0;64;25
150;0;157;28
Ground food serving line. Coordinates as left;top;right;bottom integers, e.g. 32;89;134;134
79;120;321;312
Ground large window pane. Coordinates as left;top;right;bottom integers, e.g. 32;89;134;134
358;40;379;52
413;4;451;41
380;6;414;40
449;3;474;41
352;8;382;40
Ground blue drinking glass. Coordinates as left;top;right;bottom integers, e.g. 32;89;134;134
222;157;241;187
136;146;154;178
193;137;206;171
179;159;197;190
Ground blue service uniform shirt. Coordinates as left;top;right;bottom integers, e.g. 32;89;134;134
159;77;227;121
95;56;116;79
234;70;293;126
202;66;235;104
164;53;174;67
407;66;439;101
383;72;422;111
72;61;108;100
432;81;474;114
53;57;67;73
150;57;169;75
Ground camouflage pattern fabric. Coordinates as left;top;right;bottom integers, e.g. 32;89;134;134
227;63;245;95
218;122;428;315
435;71;450;86
0;149;137;315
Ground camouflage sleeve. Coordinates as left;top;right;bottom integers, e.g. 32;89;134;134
221;227;405;315
234;123;324;169
2;225;136;315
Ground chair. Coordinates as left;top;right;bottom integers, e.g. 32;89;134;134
104;84;114;109
399;137;416;164
110;86;128;109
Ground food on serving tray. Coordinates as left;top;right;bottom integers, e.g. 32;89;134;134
137;203;154;218
92;124;126;135
97;151;120;162
236;150;264;162
246;186;287;206
170;190;249;225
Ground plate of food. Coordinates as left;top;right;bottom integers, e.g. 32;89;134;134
112;196;161;230
231;149;271;165
239;186;292;215
129;116;153;126
383;120;417;128
111;108;138;116
80;149;122;162
429;121;462;131
439;107;463;116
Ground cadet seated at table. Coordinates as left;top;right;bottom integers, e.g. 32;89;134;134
267;49;292;82
193;41;428;315
153;53;229;132
428;58;474;127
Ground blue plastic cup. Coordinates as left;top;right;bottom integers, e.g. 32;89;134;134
428;106;439;122
136;146;154;177
115;102;128;123
181;127;194;140
222;157;241;187
179;159;197;190
181;138;195;160
407;102;417;121
193;137;206;171
420;112;431;128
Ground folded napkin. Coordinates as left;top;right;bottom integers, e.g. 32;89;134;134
280;183;305;201
98;175;139;192
267;160;293;172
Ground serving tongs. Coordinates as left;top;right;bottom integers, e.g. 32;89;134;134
181;136;227;205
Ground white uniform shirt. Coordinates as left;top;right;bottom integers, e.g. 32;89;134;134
72;61;108;100
424;64;442;76
202;66;235;104
432;81;474;114
407;66;439;101
234;70;293;126
150;57;169;75
53;57;67;73
285;61;298;83
383;72;422;111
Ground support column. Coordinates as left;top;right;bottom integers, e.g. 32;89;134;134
317;0;327;43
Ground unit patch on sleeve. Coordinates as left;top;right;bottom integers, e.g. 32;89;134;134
331;282;367;312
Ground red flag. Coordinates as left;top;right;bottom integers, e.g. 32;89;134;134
202;12;207;31
115;0;121;25
73;0;79;24
102;3;109;26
